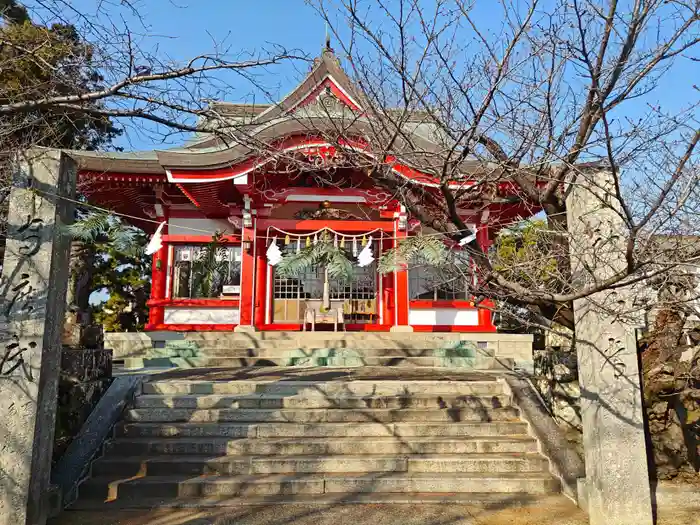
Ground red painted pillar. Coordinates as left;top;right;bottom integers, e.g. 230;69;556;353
147;242;168;327
237;224;256;328
253;241;268;328
478;299;497;332
391;218;412;331
475;222;496;331
379;238;391;326
382;273;393;327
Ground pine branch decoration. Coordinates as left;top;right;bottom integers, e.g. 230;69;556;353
276;245;316;278
378;235;448;274
275;237;355;282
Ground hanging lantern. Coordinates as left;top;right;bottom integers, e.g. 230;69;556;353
284;234;291;245
306;236;311;248
340;236;346;249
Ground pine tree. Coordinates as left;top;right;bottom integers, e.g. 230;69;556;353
1;3;122;315
65;214;149;331
0;4;121;154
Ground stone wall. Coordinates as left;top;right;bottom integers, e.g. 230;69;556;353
533;344;583;458
534;347;581;429
534;338;700;480
104;331;534;370
52;349;112;464
643;344;700;481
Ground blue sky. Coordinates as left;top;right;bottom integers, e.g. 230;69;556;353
66;0;332;150
28;0;698;153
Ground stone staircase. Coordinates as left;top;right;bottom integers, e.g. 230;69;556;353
111;332;533;371
70;368;560;508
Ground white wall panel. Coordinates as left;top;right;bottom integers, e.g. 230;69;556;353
164;307;240;324
168;217;233;235
408;308;478;326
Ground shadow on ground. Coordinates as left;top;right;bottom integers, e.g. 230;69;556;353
48;496;591;525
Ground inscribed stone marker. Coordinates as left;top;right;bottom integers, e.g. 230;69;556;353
566;168;653;525
0;150;76;525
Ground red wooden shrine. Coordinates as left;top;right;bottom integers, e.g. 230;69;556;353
74;47;539;333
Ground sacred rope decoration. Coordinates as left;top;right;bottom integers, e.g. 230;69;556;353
266;226;384;311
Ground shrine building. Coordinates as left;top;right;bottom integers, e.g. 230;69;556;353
69;47;539;333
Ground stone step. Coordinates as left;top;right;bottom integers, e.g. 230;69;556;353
91;453;549;478
69;491;553;509
103;436;539;456
323;472;559;494
407;454;549;473
133;393;511;410
146;334;497;350
115;421;528;439
123;356;512;370
78;472;559;500
116;421;529;439
124;406;521;423
141;379;504;396
145;345;495;356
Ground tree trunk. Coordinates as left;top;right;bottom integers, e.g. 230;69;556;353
641;307;700;480
68;241;95;314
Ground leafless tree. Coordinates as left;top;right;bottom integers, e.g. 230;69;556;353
0;0;304;167
299;0;700;330
0;0;305;269
1;0;699;333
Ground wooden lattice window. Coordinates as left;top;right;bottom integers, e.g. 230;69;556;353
173;245;242;298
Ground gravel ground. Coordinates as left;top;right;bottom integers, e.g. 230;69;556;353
48;496;700;525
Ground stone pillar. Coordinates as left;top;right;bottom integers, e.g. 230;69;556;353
566;168;653;525
0;150;76;525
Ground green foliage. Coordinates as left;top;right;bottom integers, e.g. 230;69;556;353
378;234;448;274
1;0;30;23
65;212;141;256
276;233;355;281
492;220;559;290
65;212;150;331
90;228;150;332
192;232;229;298
0;12;121;153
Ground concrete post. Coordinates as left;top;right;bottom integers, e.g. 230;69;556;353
0;150;76;525
566;168;653;525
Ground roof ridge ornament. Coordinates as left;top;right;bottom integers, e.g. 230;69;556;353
313;25;337;70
